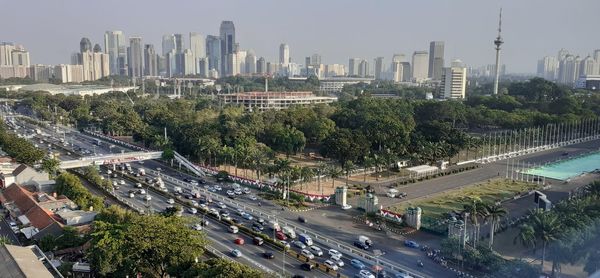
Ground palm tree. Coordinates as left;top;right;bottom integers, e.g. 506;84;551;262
0;235;10;245
316;162;327;195
363;155;375;182
586;180;600;198
484;203;508;250
514;223;536;256
463;197;486;246
529;209;563;269
327;165;342;189
299;167;315;191
343;160;354;187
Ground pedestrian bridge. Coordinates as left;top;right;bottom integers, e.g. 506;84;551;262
59;151;163;169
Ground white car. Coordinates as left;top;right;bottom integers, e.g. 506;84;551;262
324;260;339;271
309;246;323;256
188;207;198;214
249;195;258;201
227;190;235;196
199;204;208;210
190;181;199;186
119;179;126;185
234;189;242;195
144;195;152;201
138;189;146;195
301;249;315;259
192;224;203;231
332;257;344;267
128;192;135;198
243;188;251;194
329;249;342;260
218;202;226;209
357;270;375;278
214;185;222;191
279;240;291;249
293;240;306;249
167;198;175;204
136;183;143;188
191;200;199;207
231;249;242;258
107;170;112;175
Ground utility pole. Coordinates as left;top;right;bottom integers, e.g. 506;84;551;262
493;8;503;95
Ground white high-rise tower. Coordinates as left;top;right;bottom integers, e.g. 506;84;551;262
493;9;504;95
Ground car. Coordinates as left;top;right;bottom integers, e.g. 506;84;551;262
112;181;118;187
329;249;342;259
293;240;306;249
309;246;323;256
218;202;227;209
324;260;339;271
234;238;244;245
119;179;126;185
136;183;143;188
377;270;391;278
356;270;376;278
138;189;146;195
107;170;112;175
300;263;314;271
190;180;199;186
403;240;420;249
242;213;253;221
354;241;369;250
199;204;208;210
188;207;197;214
156;167;162;171
198;179;207;184
112;173;118;178
351;259;366;269
257;218;265;225
231;249;242;258
332;257;345;267
301;249;315;259
167;198;175;204
263;251;274;259
220;211;230;217
191;200;199;207
279;240;291;249
214;185;222;191
243;188;251;194
192;224;203;231
252;223;264;231
234;189;242;195
183;178;192;182
231;218;244;226
253;237;264;246
226;190;234;195
276;231;287;240
144;195;152;201
128;192;135;198
222;215;232;221
298;216;306;223
249;195;258;201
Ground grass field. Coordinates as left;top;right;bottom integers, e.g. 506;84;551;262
388;179;541;219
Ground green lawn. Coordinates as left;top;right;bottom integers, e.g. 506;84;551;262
388;179;541;219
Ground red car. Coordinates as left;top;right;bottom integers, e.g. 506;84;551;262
276;231;287;240
234;238;245;245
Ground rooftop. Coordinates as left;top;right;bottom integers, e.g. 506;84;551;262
0;244;61;278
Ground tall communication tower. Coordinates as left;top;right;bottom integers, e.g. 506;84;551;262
493;8;504;95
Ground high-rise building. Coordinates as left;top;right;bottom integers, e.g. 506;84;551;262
374;57;384;80
310;54;321;66
30;64;53;82
558;48;569;61
580;55;596;76
144;44;158;76
441;63;467;99
558;54;580;85
128;37;143;78
174;34;184;75
391;54;405;82
189;33;206;74
10;49;30;66
80;38;92;54
206;35;221;74
325;64;346;77
348;58;361;76
279;43;289;66
162;34;176;56
428;41;445;80
104;33;128;75
198;57;208;77
358;59;369;77
245;51;257;74
0;42;15;66
257;57;266;74
411;51;429;82
166;50;177;77
537;56;558;80
93;44;102;53
183;49;195;75
220;21;236;76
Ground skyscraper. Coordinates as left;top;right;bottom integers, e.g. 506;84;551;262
220;21;236;76
144;44;157;76
580;56;596;76
128;37;143;78
245;51;257;74
348;58;361;76
0;42;15;66
441;62;467;99
93;44;102;53
106;31;127;75
80;38;92;53
162;34;176;56
537;56;558;80
206;35;221;73
189;33;206;74
374;57;384;80
428;41;445;80
183;49;195;75
279;43;289;66
358;59;369;77
411;51;429;82
9;48;29;66
257;57;266;74
558;54;580;85
391;54;405;82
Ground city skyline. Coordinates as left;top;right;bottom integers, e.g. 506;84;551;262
3;0;600;73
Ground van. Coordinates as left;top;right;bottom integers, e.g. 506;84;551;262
228;225;239;234
298;233;313;246
282;226;296;239
253;237;264;246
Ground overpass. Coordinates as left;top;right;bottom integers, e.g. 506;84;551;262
59;151;163;169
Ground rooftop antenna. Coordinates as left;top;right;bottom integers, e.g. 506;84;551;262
493;8;504;95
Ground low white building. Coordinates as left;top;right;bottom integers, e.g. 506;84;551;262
318;77;374;93
219;91;337;111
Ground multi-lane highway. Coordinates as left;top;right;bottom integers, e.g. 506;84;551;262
6;108;434;278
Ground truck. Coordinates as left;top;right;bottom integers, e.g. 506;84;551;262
358;235;373;247
282;226;296;239
138;168;146;176
173;186;183;194
298;233;313;246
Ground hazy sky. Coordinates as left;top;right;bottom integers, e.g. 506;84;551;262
3;0;600;73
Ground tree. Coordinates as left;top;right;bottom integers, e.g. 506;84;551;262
299;166;314;191
321;128;369;165
484;203;507;250
514;223;536;256
55;172;104;211
41;157;61;178
182;258;265;278
529;209;563;269
88;214;207;277
161;205;182;217
0;235;11;245
326;165;342;189
463;197;486;246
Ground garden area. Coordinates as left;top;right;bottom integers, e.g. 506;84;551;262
388;179;541;219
